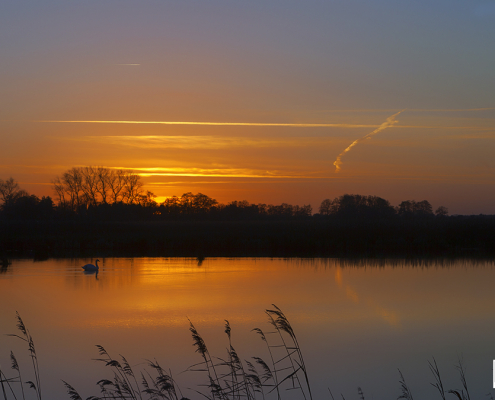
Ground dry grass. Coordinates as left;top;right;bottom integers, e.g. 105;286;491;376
1;308;476;400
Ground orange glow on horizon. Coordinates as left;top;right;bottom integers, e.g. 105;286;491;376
0;109;493;214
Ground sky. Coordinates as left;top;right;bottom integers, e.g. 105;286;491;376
1;0;494;214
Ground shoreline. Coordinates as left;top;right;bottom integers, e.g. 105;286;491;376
1;217;494;259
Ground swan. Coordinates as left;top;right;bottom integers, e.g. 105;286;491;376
82;259;99;271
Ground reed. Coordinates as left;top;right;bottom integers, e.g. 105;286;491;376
4;312;41;400
397;369;414;400
429;357;446;400
0;309;481;400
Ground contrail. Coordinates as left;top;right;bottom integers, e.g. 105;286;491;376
38;120;378;128
36;119;494;130
333;110;404;173
36;117;493;131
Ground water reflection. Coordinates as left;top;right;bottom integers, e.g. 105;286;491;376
83;270;99;279
335;267;401;328
0;257;494;400
0;256;11;273
290;257;495;269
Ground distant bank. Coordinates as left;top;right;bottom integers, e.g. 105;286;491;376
1;216;494;259
1;174;493;259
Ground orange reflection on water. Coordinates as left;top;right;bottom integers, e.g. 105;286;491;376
2;258;495;332
3;257;494;332
334;264;401;328
2;258;495;400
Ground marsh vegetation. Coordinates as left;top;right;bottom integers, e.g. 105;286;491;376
1;307;478;400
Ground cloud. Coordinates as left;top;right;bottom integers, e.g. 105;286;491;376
333;110;404;172
453;133;495;139
76;135;340;150
109;166;317;179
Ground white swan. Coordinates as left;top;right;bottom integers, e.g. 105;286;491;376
82;259;99;271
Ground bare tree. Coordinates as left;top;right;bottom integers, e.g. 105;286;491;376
319;198;337;215
320;194;394;218
160;192;219;215
52;176;67;207
51;167;146;209
192;193;218;211
80;166;99;205
104;169;127;203
139;190;158;207
52;167;85;209
0;177;29;208
435;205;449;216
95;166;111;204
398;200;434;217
121;170;144;204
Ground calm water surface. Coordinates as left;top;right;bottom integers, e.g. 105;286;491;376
1;258;495;399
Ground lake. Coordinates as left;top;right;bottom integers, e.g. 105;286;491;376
1;257;494;399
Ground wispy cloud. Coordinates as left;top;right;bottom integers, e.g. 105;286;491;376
115;63;141;66
77;135;337;149
333;110;404;173
110;166;316;179
451;132;495;139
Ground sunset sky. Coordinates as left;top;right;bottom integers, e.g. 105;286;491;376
1;1;494;214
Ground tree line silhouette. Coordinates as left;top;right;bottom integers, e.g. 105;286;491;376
1;167;494;258
1;167;449;221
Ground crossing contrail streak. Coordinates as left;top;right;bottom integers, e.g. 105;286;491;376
333;110;404;173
